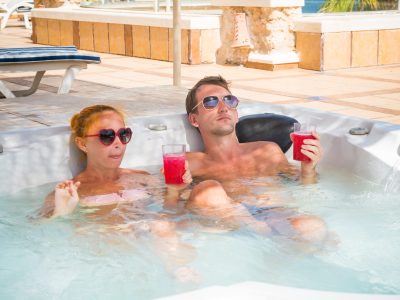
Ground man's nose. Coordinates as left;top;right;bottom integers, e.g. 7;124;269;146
217;98;228;111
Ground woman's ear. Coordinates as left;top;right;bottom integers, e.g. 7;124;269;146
188;113;199;128
75;137;87;153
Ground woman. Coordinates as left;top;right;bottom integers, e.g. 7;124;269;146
39;104;198;282
40;104;190;218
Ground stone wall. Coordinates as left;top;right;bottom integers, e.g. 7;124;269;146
34;0;79;8
294;13;400;71
216;6;301;65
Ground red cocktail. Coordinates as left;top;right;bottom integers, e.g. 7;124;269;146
163;153;185;184
293;132;316;161
162;144;186;184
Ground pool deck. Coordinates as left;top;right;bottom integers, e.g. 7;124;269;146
1;19;400;132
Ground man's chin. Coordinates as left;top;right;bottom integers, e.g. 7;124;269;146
211;126;235;136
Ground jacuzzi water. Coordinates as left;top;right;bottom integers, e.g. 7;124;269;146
0;165;399;300
1;103;400;299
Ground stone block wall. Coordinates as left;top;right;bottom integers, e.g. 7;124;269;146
32;17;218;64
216;6;301;65
294;13;400;71
296;29;400;71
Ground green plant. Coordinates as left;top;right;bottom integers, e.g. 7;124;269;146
319;0;398;12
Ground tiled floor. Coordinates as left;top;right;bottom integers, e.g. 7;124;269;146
1;18;400;132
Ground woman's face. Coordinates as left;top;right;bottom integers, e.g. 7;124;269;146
79;111;129;170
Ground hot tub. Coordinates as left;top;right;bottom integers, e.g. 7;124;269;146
0;103;399;299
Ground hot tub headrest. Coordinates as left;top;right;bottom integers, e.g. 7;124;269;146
236;113;298;153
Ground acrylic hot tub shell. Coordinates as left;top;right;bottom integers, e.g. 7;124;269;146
0;103;399;299
1;102;399;197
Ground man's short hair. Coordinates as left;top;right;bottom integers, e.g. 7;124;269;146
185;75;231;115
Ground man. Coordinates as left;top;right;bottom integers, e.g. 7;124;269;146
184;75;327;244
185;75;322;182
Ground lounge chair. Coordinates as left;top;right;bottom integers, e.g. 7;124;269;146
0;0;33;30
0;46;101;98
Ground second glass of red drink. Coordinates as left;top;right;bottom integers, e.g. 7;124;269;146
162;144;186;184
292;123;316;162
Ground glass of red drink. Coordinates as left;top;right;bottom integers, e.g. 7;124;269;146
162;144;186;184
292;123;316;161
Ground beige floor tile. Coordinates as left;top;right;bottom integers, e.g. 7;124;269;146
102;56;172;68
340;95;400;111
1;72;39;78
331;66;400;82
0;81;31;92
77;74;139;88
378;93;400;101
105;71;170;81
294;101;348;112
377;115;400;124
241;75;397;98
77;65;124;75
232;88;297;103
137;77;175;86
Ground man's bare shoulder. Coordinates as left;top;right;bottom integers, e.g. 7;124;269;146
241;141;288;164
186;150;207;160
241;140;284;153
185;151;209;176
121;168;150;175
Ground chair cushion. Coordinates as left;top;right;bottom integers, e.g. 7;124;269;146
0;46;101;64
236;113;298;153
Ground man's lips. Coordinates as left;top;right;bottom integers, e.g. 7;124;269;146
109;154;122;159
217;115;231;121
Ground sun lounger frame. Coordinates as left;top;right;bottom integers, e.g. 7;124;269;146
0;46;100;98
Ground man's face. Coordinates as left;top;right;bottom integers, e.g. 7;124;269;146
189;84;239;137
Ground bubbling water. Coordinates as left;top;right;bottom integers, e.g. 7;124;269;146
0;168;399;299
384;159;400;194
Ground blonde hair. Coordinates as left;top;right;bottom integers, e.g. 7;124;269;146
70;105;125;137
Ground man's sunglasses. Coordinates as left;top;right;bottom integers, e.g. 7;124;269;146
191;95;239;112
85;127;132;146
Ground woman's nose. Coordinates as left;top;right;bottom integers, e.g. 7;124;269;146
112;136;123;147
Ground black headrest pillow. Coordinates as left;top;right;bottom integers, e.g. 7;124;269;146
236;113;298;153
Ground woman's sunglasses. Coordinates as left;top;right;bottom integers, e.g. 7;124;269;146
191;95;239;112
85;127;132;146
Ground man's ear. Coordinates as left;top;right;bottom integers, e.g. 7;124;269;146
188;113;199;128
75;137;87;153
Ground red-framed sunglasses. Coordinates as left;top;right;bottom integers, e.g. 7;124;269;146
85;127;132;146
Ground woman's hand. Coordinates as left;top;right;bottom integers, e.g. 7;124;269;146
53;180;81;218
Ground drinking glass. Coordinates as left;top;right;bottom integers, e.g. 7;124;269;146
162;144;186;184
292;123;316;161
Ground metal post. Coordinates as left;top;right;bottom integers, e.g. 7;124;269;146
172;0;181;86
154;0;159;12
